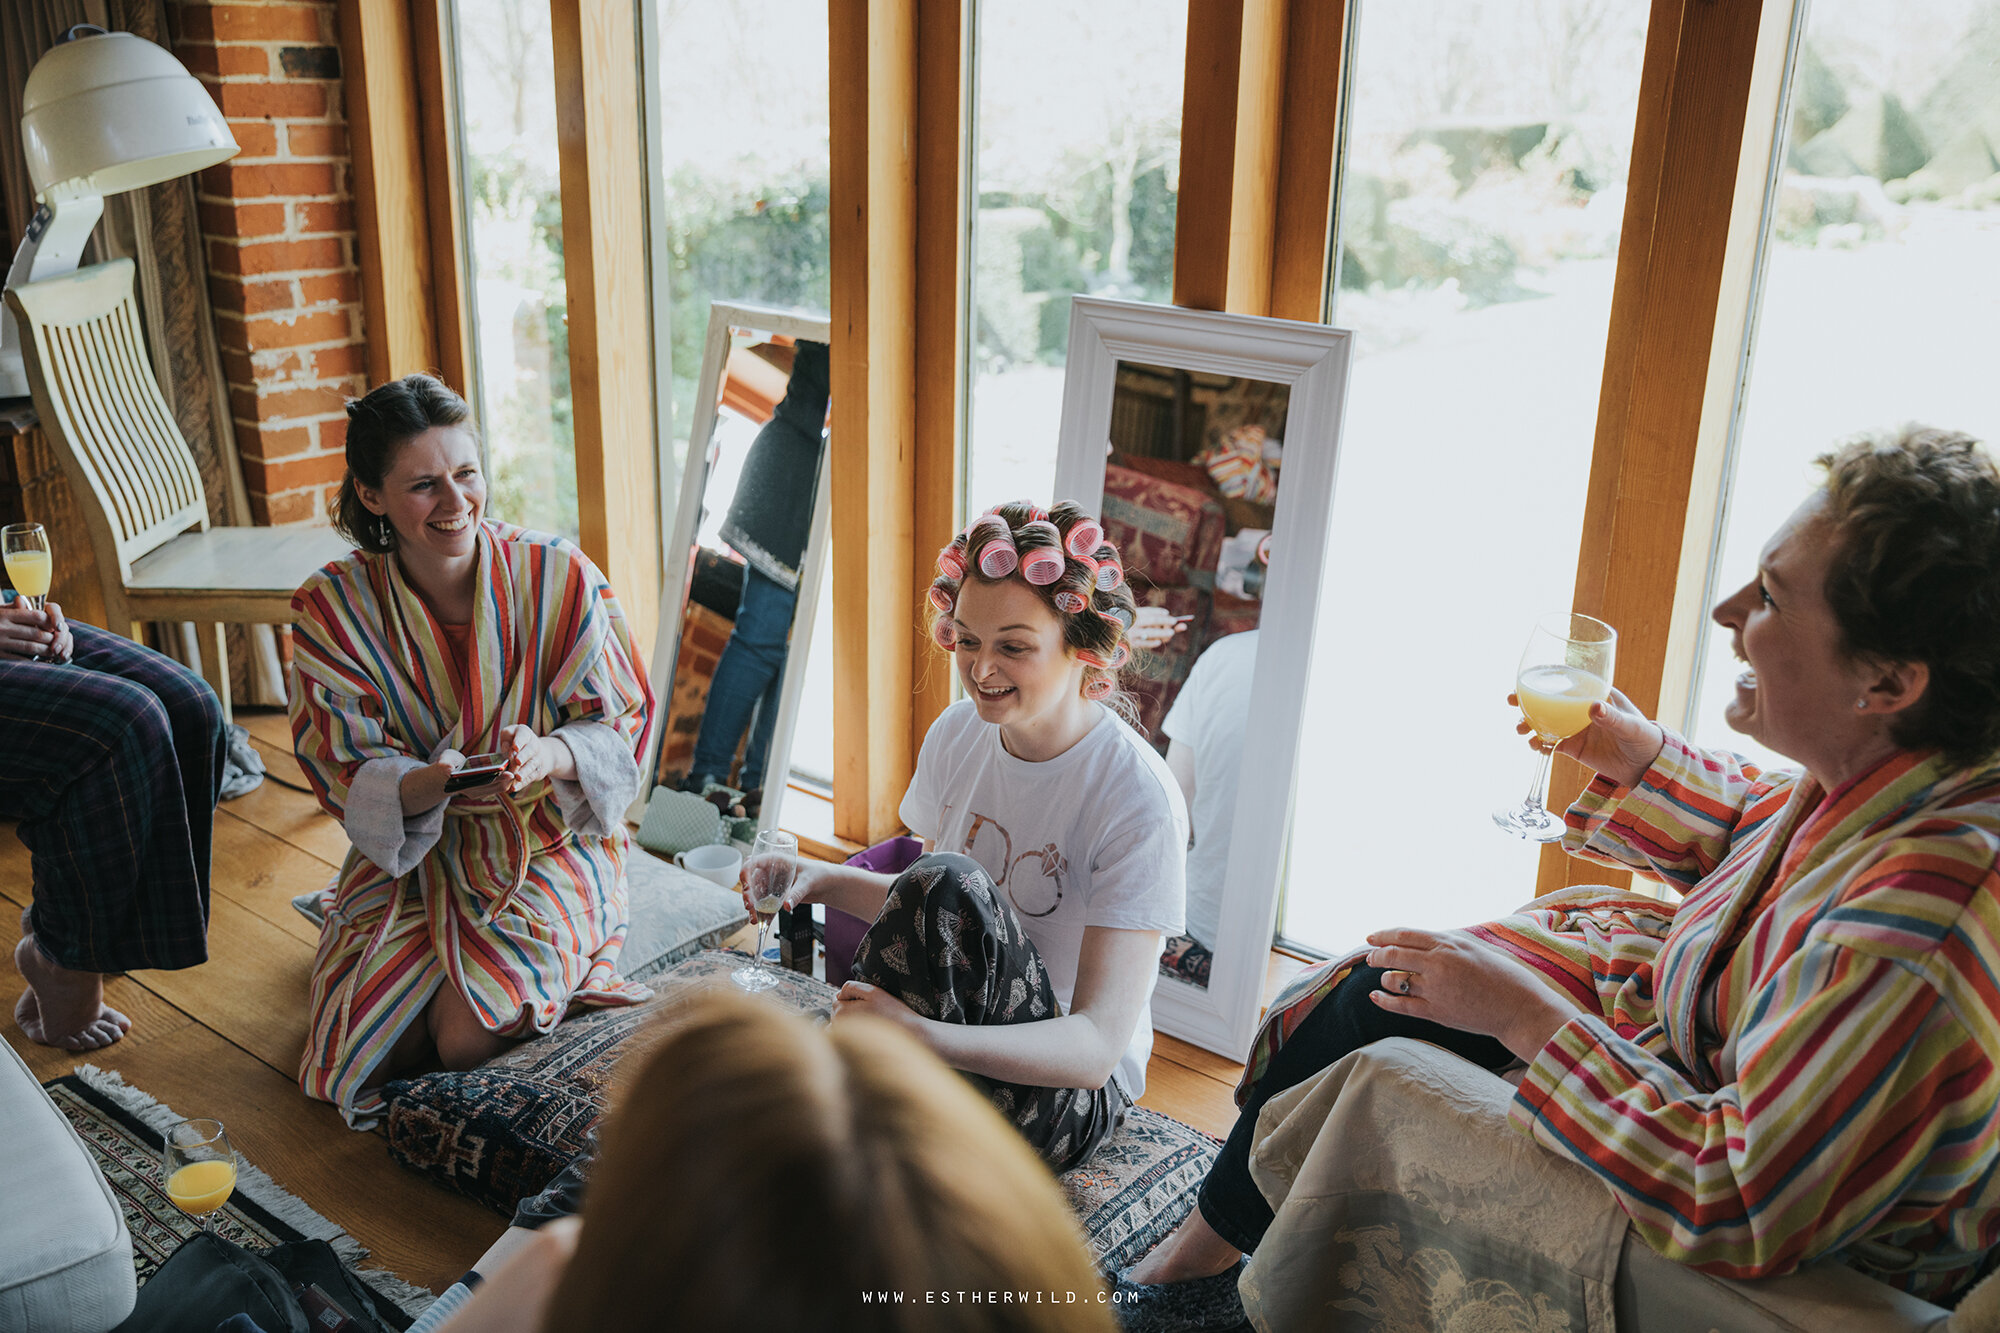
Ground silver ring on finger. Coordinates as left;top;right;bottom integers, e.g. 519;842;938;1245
1398;973;1413;996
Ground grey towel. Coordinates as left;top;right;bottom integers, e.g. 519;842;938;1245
218;723;265;801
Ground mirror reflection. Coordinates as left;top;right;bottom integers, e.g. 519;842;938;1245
1101;359;1290;989
657;328;831;824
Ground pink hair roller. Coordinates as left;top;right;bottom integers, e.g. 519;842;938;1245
1053;590;1087;614
1074;647;1111;669
938;545;967;580
1064;519;1103;559
1018;521;1065;585
1021;547;1065;586
1072;552;1100;584
1085;677;1113;701
1094;555;1123;592
977;539;1019;578
932;618;956;650
928;584;955;613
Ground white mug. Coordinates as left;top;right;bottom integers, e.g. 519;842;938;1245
675;843;743;888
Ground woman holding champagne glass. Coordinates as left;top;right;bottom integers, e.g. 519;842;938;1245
742;499;1187;1173
1;522;227;1052
1115;427;2000;1331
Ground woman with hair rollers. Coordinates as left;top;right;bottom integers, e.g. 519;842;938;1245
744;500;1187;1170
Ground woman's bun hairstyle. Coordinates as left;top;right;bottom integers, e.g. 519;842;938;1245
927;499;1142;717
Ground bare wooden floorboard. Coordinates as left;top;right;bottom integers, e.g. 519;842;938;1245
1138;1056;1240;1139
211;810;334;946
129;894;318;1076
1154;1033;1244;1085
239;707;294;752
224;737;351;867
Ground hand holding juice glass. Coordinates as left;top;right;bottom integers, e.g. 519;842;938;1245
1493;613;1615;842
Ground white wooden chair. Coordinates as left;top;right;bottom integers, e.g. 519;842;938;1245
3;259;351;717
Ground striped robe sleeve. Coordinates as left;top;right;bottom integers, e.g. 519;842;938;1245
1561;731;1780;894
1510;847;1998;1284
288;571;444;876
541;551;654;838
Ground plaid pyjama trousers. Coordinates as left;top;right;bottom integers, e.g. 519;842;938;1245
852;851;1126;1173
0;623;225;973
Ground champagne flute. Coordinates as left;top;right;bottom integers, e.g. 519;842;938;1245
734;829;798;993
1493;612;1616;842
163;1117;237;1234
2;523;53;612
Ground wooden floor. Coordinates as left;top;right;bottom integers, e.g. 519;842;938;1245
1;709;1303;1294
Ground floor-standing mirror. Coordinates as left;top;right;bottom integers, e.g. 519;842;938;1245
640;301;833;837
1054;297;1352;1058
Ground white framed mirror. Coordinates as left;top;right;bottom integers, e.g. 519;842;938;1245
1054;296;1352;1059
637;300;833;837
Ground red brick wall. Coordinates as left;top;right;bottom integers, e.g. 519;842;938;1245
166;0;362;526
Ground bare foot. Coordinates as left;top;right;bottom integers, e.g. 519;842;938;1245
13;934;130;1051
1126;1206;1244;1284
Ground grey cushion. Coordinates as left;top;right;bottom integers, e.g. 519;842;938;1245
289;847;747;981
0;1034;136;1332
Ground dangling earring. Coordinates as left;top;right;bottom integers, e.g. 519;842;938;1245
379;517;393;548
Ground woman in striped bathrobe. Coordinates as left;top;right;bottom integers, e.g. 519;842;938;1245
290;375;654;1128
1116;425;2000;1331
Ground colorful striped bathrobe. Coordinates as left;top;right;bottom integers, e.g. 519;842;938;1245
289;522;656;1127
1246;734;2000;1302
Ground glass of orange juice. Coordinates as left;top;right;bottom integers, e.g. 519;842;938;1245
1493;613;1616;842
2;523;52;611
163;1118;237;1233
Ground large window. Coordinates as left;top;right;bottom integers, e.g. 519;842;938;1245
450;0;575;539
1685;0;2000;765
648;1;834;786
1281;0;1651;953
963;1;1188;510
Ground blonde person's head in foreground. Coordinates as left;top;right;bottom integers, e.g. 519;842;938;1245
464;990;1116;1332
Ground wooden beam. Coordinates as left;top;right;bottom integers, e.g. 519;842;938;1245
337;0;439;383
1266;0;1346;321
551;0;660;659
829;0;920;844
408;0;474;397
1173;0;1246;311
1172;0;1343;319
1223;0;1286;314
909;0;968;758
1537;0;1791;893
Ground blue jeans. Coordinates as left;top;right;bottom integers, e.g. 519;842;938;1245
689;563;795;790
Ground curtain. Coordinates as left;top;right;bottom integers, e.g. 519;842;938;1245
1;0;285;703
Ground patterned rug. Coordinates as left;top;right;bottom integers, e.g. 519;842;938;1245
384;950;1217;1272
44;1066;433;1324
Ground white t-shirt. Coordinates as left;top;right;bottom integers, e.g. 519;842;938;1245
899;699;1188;1100
1161;630;1259;951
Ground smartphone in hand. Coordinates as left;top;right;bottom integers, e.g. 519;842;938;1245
444;751;507;792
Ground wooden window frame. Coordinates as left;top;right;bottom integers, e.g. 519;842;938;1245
346;0;661;657
365;0;1799;861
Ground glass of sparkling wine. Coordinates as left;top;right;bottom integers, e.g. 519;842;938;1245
1493;612;1616;843
2;523;52;610
734;829;798;993
163;1118;237;1233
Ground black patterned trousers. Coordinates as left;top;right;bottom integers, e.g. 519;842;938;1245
0;624;225;973
851;851;1125;1173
